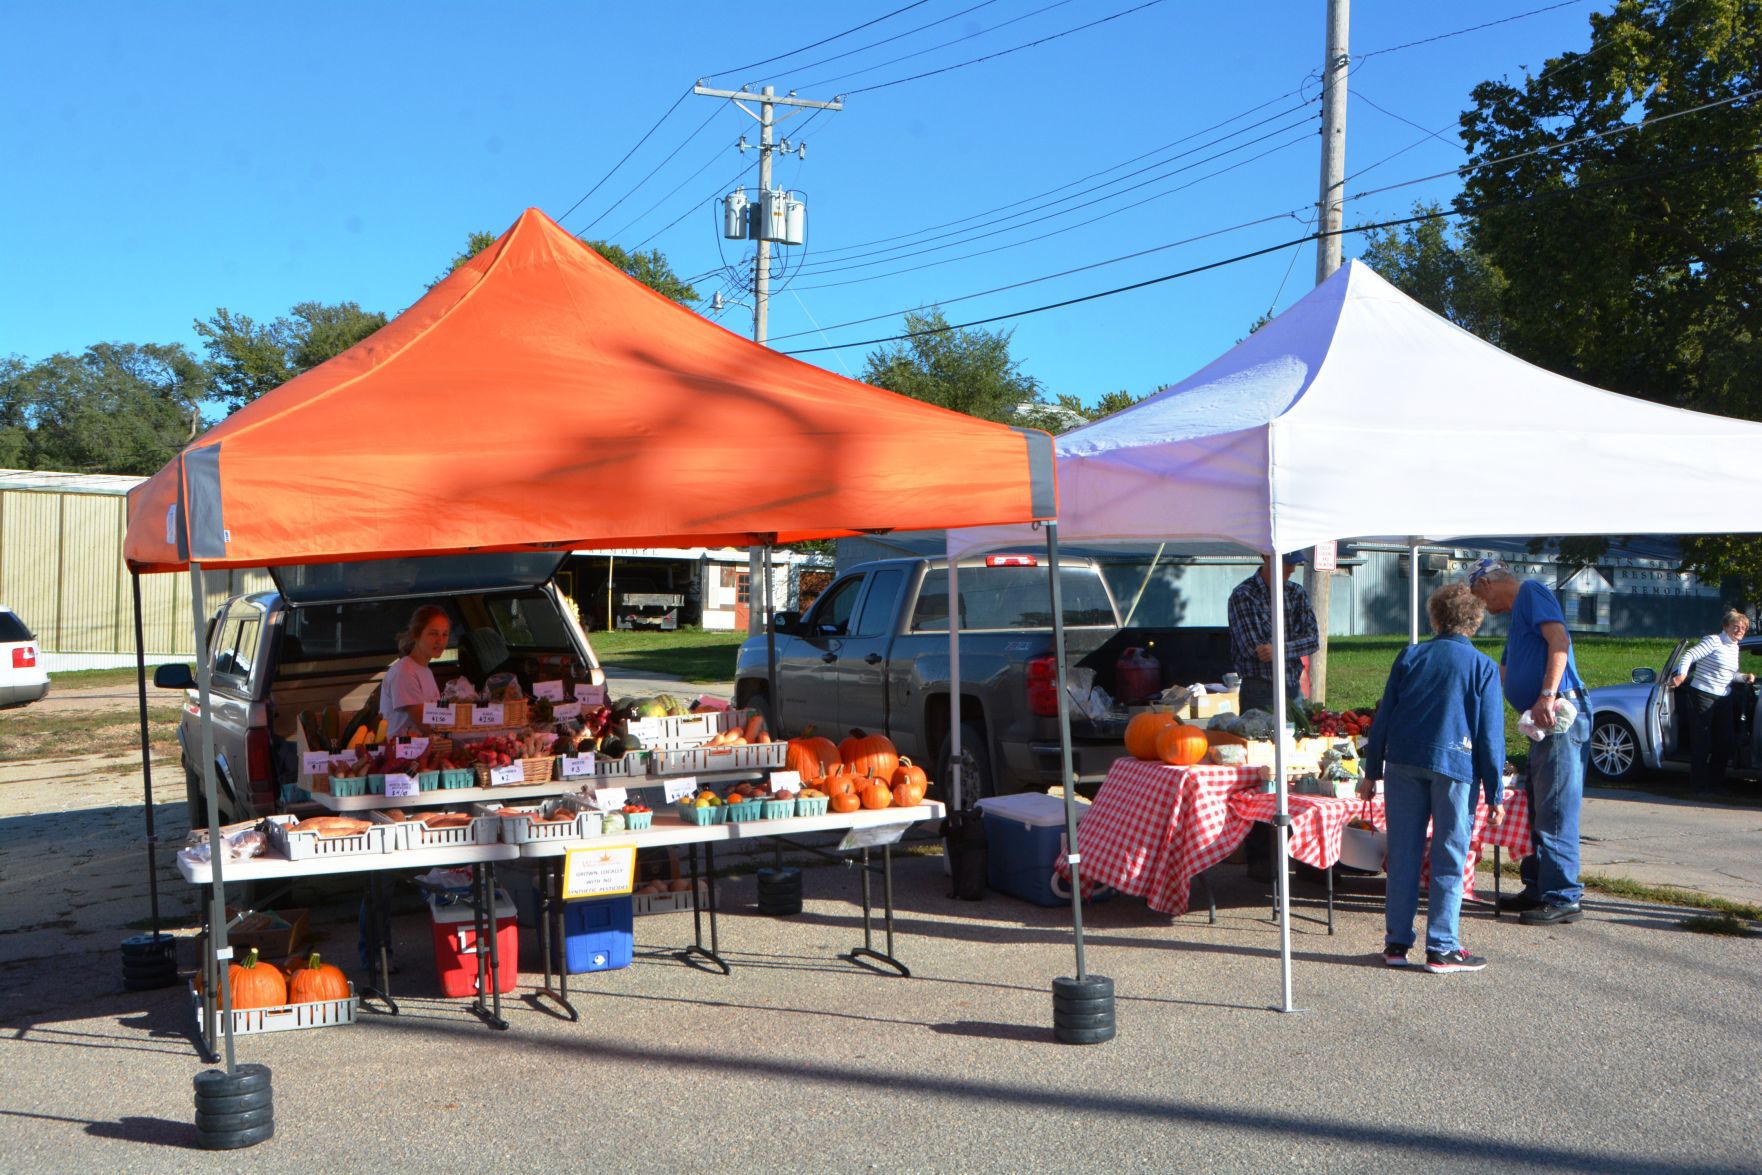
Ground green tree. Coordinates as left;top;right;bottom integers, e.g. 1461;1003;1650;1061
437;230;699;304
0;343;205;474
194;301;387;412
861;309;1041;423
1357;204;1508;343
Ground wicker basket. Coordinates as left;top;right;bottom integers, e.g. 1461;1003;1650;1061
473;755;554;787
456;700;529;730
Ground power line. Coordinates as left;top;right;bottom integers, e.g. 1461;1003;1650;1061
804;0;1081;89
634;162;750;251
580;103;728;235
554;87;690;227
1356;0;1591;61
762;0;1005;83
605;137;741;243
778;142;1762;356
707;0;934;78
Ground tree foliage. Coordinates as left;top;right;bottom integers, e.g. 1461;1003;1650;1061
194;301;387;412
861;309;1041;424
1357;205;1508;343
0;343;205;474
436;230;698;304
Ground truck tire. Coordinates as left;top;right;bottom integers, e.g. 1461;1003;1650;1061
938;722;994;806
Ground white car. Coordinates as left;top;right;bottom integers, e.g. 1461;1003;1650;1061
0;606;49;708
1586;636;1762;781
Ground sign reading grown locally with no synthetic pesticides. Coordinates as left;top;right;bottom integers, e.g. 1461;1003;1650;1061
562;845;637;899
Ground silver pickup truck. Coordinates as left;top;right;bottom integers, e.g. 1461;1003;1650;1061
153;553;603;826
734;556;1232;799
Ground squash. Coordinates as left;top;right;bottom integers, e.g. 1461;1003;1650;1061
1155;723;1209;767
285;951;349;1004
891;781;923;808
829;791;862;814
891;757;928;792
1124;711;1182;761
821;767;858;798
859;780;894;810
786;734;841;782
228;947;287;1010
839;729;899;782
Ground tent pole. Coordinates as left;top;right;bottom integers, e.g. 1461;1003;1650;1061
1120;542;1166;627
947;557;962;811
191;563;237;1071
1270;553;1297;1014
131;572;162;937
1408;540;1421;645
1044;523;1087;978
762;543;778;729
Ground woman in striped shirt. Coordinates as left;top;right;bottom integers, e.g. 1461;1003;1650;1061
1668;609;1754;794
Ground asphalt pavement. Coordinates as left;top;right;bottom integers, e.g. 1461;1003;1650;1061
1;672;1759;1172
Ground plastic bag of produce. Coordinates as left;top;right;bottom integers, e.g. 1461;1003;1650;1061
484;673;524;702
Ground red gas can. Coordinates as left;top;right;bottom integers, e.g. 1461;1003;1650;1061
1114;647;1162;705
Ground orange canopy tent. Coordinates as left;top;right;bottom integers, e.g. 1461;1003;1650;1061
124;208;1055;570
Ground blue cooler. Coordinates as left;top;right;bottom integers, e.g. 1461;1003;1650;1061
976;793;1104;907
562;895;634;973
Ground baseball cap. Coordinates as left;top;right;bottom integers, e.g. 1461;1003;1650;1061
1466;557;1508;587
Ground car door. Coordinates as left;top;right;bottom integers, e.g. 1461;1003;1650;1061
1647;638;1690;762
833;567;906;736
777;573;865;737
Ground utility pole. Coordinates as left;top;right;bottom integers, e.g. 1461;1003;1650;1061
1307;0;1348;702
695;82;841;633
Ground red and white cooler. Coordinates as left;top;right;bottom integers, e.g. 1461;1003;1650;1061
428;890;518;997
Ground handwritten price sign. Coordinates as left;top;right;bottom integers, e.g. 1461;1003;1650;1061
471;705;506;728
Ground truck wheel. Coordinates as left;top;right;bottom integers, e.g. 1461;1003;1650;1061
937;722;994;807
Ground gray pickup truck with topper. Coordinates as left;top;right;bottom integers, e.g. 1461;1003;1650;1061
734;555;1232;800
153;553;604;826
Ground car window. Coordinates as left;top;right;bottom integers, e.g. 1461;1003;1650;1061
486;594;571;649
225;617;261;682
807;576;863;636
283;599;466;660
849;569;905;637
0;611;33;642
911;567;1116;630
210;616;245;678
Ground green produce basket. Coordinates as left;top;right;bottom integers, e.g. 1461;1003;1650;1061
793;796;829;818
723;799;763;822
417;770;442;792
439;768;475;789
761;798;796;820
625;810;654;831
676;803;725;826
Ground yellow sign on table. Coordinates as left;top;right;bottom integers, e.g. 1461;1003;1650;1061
561;845;637;900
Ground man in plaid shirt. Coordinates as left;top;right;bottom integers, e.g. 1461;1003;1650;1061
1228;552;1320;714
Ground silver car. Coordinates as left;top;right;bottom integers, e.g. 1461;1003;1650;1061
1586;637;1762;780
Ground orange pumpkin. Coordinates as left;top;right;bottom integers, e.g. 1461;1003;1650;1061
891;757;928;791
1155;723;1209;767
285;951;350;1004
822;769;858;798
228;947;287;1010
891;781;924;808
786;735;840;782
829;791;862;814
860;780;894;810
840;729;900;782
1124;711;1182;761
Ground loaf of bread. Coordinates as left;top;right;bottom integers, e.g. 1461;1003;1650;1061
291;816;371;838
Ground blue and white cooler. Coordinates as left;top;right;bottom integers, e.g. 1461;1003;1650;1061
975;792;1108;907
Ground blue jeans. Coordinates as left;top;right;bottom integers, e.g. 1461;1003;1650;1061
1382;764;1476;955
1519;707;1590;905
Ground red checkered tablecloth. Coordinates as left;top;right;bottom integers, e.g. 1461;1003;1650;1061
1226;788;1533;893
1052;759;1264;915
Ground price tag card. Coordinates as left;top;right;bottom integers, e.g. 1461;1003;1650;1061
383;773;420;798
332;748;358;764
302;752;333;775
488;764;523;786
837;822;908;852
472;704;506;727
662;777;697;804
561;844;637;899
558;753;596;780
531;680;565;701
394;738;430;760
574;684;607;705
552;702;582;721
769;770;802;791
588;787;628;812
423;703;453;726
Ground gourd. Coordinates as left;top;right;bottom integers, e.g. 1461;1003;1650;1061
285;952;349;1004
859;780;894;810
839;730;900;782
1155;723;1209;767
229;947;287;1010
892;780;925;808
829;792;862;814
1124;711;1181;761
891;757;928;793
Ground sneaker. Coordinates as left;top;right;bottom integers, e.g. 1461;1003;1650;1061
1383;944;1410;968
1424;949;1488;974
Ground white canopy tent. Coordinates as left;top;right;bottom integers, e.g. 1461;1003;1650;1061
949;259;1762;1012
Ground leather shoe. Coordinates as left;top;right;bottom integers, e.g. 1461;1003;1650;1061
1496;893;1542;914
1519;902;1583;925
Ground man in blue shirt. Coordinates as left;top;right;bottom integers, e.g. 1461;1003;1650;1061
1468;558;1589;925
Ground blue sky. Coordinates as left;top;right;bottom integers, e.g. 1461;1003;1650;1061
1;0;1596;406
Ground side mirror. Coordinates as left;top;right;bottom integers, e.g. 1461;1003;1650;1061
770;611;801;636
1632;667;1657;685
153;663;196;690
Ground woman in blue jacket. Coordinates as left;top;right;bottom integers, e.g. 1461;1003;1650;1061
1360;582;1505;974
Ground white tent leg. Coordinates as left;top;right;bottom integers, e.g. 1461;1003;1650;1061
1271;558;1298;1014
1408;539;1421;645
1044;523;1088;977
948;558;962;811
191;562;238;1069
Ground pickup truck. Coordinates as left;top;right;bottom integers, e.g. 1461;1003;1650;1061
733;556;1231;800
153;553;604;826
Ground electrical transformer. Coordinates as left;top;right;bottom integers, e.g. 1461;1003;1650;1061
722;189;749;240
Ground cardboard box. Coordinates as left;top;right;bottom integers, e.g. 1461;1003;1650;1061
1190;690;1240;719
200;907;310;961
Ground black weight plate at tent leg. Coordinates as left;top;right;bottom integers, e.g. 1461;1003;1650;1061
1053;1023;1117;1045
194;1063;272;1097
195;1105;274;1133
196;1120;275;1150
120;933;177;957
1052;975;1113;1001
1050;995;1114;1015
193;1089;273;1116
1054;1011;1117;1031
